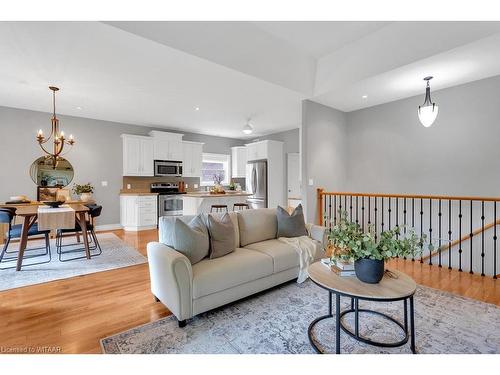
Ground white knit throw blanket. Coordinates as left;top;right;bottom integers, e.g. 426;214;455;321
277;236;318;283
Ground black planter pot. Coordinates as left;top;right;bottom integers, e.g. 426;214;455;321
354;258;384;284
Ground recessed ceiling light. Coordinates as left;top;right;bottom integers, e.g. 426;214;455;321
76;106;82;110
195;107;200;111
362;95;368;99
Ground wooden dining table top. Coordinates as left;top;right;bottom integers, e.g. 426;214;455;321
11;203;89;216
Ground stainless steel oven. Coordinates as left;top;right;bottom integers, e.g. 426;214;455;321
151;183;185;217
154;160;183;177
158;194;183;217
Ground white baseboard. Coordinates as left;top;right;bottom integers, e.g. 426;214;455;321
95;223;123;232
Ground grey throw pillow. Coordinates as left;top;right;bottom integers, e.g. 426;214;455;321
277;204;308;238
207;213;236;259
173;215;210;264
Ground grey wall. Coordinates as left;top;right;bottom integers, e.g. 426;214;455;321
301;100;348;223
346;75;500;197
0;106;245;226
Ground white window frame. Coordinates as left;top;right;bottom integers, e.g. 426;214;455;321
201;153;231;186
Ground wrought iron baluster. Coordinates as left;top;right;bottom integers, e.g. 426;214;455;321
420;199;423;263
458;200;463;272
350;196;353;222
381;197;385;233
428;199;433;265
355;196;359;225
344;196;347;217
438;199;442;267
328;195;332;230
333;195;337;226
388;197;392;230
361;196;365;232
396;197;399;232
403;198;407;259
368;197;371;226
448;200;452;270
470;200;473;274
481;201;485;277
323;192;327;227
412;198;415;261
494;202;497;279
374;197;378;242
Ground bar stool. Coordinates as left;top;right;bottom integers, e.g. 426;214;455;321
233;203;249;211
210;205;228;213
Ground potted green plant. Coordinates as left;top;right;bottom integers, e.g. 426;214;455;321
72;183;94;202
328;212;425;283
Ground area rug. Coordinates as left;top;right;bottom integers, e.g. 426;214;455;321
0;233;146;291
101;280;500;354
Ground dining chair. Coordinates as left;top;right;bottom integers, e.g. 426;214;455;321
55;204;103;262
0;207;51;269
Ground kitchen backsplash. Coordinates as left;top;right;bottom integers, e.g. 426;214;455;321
122;176;246;191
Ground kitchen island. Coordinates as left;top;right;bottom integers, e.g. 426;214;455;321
183;192;252;215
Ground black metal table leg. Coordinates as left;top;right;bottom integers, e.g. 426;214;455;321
336;293;341;354
329;291;333;316
410;296;416;354
354;298;359;338
404;298;408;335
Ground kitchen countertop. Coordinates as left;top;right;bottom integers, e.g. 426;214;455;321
119;189;158;196
183;192;252;198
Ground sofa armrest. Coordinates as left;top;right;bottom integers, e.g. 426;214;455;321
306;223;328;250
147;242;193;321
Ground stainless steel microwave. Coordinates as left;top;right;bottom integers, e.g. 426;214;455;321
154;160;183;177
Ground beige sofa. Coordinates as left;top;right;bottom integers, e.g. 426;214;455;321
147;208;327;326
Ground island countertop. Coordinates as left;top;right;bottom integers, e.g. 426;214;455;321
183;192;252;198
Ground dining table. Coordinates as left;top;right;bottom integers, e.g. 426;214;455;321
10;203;90;271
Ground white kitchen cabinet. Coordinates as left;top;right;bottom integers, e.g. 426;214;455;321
149;131;184;161
182;141;204;177
121;134;154;176
246;140;268;161
120;195;158;231
231;146;247;178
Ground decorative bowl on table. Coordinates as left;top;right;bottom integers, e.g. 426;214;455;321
42;201;65;208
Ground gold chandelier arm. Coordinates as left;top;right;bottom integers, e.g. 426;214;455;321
38;142;53;156
59;142;74;157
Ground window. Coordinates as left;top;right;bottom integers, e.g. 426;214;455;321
201;153;230;186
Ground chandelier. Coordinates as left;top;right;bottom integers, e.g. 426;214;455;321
36;86;75;166
417;76;439;127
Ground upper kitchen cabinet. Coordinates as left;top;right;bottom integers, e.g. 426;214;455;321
182;141;204;178
231;146;247;178
121;134;154;176
149;130;183;161
246;141;268;161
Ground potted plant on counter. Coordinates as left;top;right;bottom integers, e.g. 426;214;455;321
72;183;94;202
328;212;425;283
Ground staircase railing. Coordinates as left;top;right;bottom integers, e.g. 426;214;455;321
317;188;499;278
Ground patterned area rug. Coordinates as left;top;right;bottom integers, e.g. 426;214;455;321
0;233;146;291
101;280;500;354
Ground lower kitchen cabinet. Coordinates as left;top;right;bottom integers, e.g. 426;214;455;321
120;194;158;231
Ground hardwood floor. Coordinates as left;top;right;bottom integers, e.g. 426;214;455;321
0;229;498;354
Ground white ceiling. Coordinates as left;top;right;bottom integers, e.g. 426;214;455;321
1;21;500;138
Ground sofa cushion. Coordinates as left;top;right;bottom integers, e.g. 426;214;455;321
276;204;307;238
244;239;300;273
159;213;240;249
207;213;235;259
173;215;210;265
237;208;277;247
192;248;273;299
159;215;196;247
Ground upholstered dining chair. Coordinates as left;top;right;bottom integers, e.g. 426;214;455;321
55;204;103;262
0;207;51;269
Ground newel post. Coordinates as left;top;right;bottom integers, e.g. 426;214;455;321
317;188;324;226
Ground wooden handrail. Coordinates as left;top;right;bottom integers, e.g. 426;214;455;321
318;190;500;202
421;219;500;261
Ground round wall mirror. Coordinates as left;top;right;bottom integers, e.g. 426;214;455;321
29;156;74;187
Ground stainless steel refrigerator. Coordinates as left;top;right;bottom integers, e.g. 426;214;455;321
246;160;268;209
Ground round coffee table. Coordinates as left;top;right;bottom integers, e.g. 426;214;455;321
307;261;417;354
